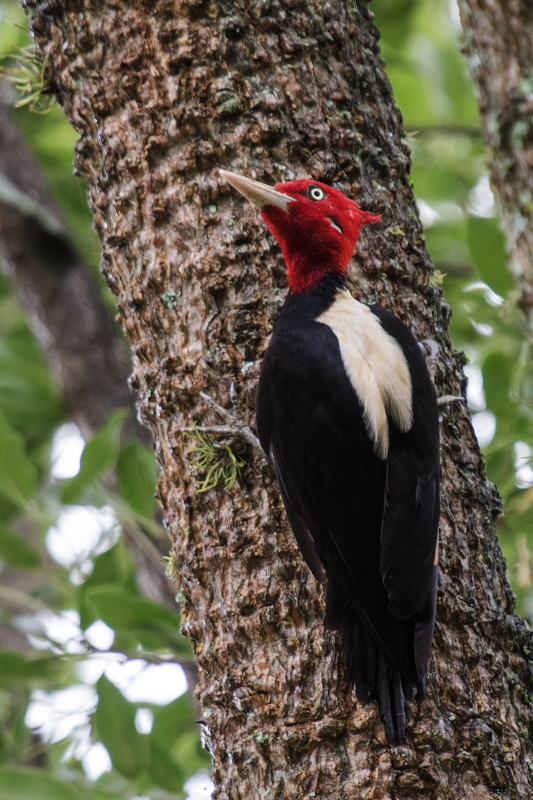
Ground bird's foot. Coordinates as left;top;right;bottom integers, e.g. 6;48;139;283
420;340;465;407
181;391;262;451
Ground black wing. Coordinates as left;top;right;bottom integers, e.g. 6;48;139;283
370;307;439;640
272;447;326;583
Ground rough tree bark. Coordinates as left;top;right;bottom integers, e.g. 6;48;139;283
458;0;533;323
24;0;533;796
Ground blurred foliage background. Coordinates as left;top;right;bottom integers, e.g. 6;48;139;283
0;0;531;797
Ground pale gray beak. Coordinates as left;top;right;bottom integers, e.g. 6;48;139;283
219;169;295;213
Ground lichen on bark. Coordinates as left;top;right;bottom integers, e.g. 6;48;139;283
24;0;533;796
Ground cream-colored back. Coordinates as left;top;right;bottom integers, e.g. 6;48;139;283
317;290;413;459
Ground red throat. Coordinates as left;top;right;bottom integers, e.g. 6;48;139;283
259;180;381;294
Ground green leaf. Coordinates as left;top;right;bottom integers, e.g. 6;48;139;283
83;543;133;589
109;629;140;654
76;790;118;800
150;696;210;787
77;789;119;800
0;327;63;448
85;586;179;628
0;407;37;508
0;768;78;800
485;447;515;490
117;441;157;519
151;694;197;746
147;738;186;792
482;351;513;415
147;695;212;792
79;543;137;628
467;216;513;296
0;651;65;687
95;675;149;779
0;524;41;568
84;586;191;655
62;410;126;504
172;730;211;776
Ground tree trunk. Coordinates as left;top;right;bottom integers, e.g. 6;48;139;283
458;0;533;324
25;0;533;796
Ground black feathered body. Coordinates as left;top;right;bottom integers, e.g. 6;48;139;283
256;272;439;743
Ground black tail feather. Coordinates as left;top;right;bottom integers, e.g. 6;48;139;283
376;653;394;742
392;669;406;744
351;621;372;703
328;591;419;745
363;626;376;697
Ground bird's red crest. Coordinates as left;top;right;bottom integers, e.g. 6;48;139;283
261;180;381;294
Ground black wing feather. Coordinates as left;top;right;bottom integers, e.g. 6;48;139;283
370;306;439;625
271;448;326;583
381;457;438;618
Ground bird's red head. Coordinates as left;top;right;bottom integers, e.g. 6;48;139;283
220;171;382;293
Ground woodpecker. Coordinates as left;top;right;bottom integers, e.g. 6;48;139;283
220;169;439;745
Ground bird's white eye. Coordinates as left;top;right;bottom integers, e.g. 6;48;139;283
308;186;325;201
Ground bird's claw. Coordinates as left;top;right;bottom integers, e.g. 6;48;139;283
194;391;262;451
